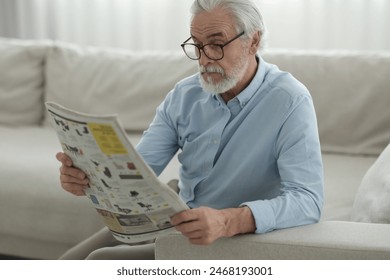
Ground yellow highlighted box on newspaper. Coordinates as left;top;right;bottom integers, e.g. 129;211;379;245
88;123;127;155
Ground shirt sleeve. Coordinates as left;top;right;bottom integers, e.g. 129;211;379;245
242;95;324;233
135;90;179;176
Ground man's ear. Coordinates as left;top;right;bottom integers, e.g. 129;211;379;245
249;31;261;54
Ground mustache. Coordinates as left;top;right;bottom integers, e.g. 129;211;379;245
199;65;225;75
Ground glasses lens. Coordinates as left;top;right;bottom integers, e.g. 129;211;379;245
183;44;199;60
203;45;223;60
182;44;224;60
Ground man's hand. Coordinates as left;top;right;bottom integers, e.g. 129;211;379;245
56;152;89;196
170;206;256;245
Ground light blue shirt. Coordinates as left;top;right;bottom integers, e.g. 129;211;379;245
136;57;323;234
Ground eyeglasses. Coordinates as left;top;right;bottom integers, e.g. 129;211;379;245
181;31;245;61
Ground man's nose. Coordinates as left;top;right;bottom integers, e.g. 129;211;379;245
198;50;214;66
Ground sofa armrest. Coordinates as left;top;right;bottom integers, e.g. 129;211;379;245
155;221;390;259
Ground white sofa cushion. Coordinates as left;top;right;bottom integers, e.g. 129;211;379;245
44;42;197;131
0;38;49;126
263;50;390;156
351;143;390;223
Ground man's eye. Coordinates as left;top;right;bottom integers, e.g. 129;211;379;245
207;44;220;50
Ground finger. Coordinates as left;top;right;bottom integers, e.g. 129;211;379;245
56;152;73;167
60;174;89;194
61;183;87;196
174;220;202;234
180;229;203;239
171;209;197;226
60;165;88;181
60;173;89;186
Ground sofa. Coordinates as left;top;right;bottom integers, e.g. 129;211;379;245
0;37;389;260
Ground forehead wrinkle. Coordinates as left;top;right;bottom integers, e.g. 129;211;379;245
191;31;225;42
190;23;234;43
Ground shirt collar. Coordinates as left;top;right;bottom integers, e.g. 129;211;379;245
213;55;267;107
235;55;267;107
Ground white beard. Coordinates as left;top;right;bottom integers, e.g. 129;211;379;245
198;54;249;95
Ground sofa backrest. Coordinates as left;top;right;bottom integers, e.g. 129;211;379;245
44;43;389;156
44;42;198;131
0;38;50;126
1;37;388;156
263;50;390;156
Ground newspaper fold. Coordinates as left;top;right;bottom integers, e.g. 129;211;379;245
45;102;188;244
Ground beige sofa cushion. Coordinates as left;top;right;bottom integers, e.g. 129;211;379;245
320;153;376;221
263;50;390;156
0;126;105;259
0;38;49;126
44;42;197;131
351;143;390;223
156;221;390;260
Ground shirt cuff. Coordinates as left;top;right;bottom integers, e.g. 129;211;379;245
240;200;276;234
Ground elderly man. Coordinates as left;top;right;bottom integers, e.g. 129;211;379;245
57;0;323;259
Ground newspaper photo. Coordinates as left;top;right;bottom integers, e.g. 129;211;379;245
45;101;189;244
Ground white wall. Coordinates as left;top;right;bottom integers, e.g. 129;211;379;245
0;0;389;51
259;0;390;51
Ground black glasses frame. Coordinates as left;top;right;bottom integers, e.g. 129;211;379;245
181;31;245;61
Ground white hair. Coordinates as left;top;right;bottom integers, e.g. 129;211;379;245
190;0;268;52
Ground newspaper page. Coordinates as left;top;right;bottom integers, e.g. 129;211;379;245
45;101;189;244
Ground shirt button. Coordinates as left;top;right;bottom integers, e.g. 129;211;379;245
213;139;218;145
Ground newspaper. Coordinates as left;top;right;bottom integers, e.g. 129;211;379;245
45;101;189;244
